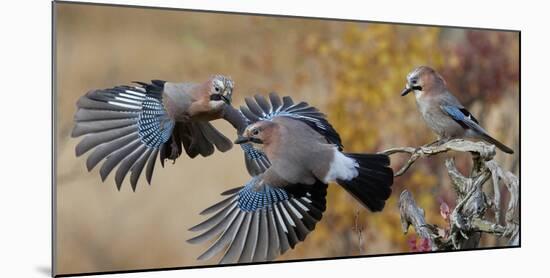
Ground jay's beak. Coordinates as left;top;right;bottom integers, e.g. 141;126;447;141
401;86;412;96
234;135;250;144
210;93;231;105
401;84;422;96
234;135;263;144
221;91;231;105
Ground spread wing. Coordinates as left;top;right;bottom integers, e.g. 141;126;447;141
72;80;233;190
187;176;327;264
221;105;271;177
225;92;342;177
241;93;343;149
72;81;174;190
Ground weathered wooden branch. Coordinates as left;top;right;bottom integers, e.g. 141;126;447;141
381;139;496;176
386;139;519;250
399;190;447;251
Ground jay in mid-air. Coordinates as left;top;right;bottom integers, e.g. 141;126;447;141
72;78;394;263
72;75;269;190
188;93;394;263
400;66;514;154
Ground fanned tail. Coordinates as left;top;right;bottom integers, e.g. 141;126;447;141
336;153;394;212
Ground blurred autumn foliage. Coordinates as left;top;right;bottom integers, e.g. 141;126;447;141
284;24;519;257
54;3;519;274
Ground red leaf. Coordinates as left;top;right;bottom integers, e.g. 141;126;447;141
407;236;418;252
440;201;451;220
408;235;432;252
419;238;431;252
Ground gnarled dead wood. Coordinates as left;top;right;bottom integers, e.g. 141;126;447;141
385;139;519;250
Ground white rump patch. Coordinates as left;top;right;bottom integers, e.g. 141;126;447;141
323;149;359;183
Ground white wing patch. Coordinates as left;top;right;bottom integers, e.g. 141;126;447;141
107;101;141;110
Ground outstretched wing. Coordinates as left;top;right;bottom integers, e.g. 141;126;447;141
221;105;271;176
72;81;174;190
225;93;342;177
187;177;327;264
241;93;343;149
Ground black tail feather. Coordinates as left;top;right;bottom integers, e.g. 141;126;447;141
479;133;514;154
337;153;394;212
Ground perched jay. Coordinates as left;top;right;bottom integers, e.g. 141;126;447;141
72;75;247;190
188;93;394;263
401;66;514;154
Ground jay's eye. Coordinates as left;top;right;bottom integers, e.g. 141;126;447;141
252;129;259;136
215;87;220;92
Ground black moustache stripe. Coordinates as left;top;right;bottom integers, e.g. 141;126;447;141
250;138;263;144
210;94;222;101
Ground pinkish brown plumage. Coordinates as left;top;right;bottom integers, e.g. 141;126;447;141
401;66;514;154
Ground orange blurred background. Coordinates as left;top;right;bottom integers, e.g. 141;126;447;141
54;2;519;275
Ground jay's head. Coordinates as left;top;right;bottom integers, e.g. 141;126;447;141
234;121;278;146
401;66;446;97
208;75;234;105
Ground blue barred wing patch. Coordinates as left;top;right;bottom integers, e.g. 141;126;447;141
441;105;482;132
238;179;289;212
241;144;264;161
138;96;174;148
241;144;269;163
234;109;271;176
72;81;173;189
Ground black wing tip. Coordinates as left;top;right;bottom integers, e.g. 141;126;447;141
221;187;243;196
198;209;211;216
132;81;148;87
130;80;165;96
115;180;123;190
100;172;108;182
186;235;206;245
253;94;265;100
75;148;85;158
70;126;80;138
187;225;203;233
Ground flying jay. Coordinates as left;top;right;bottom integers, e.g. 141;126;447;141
188;93;394;263
400;66;514;154
72;75;269;190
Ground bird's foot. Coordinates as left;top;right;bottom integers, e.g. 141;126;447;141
425;139;444;148
414;139;447;153
168;141;181;161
